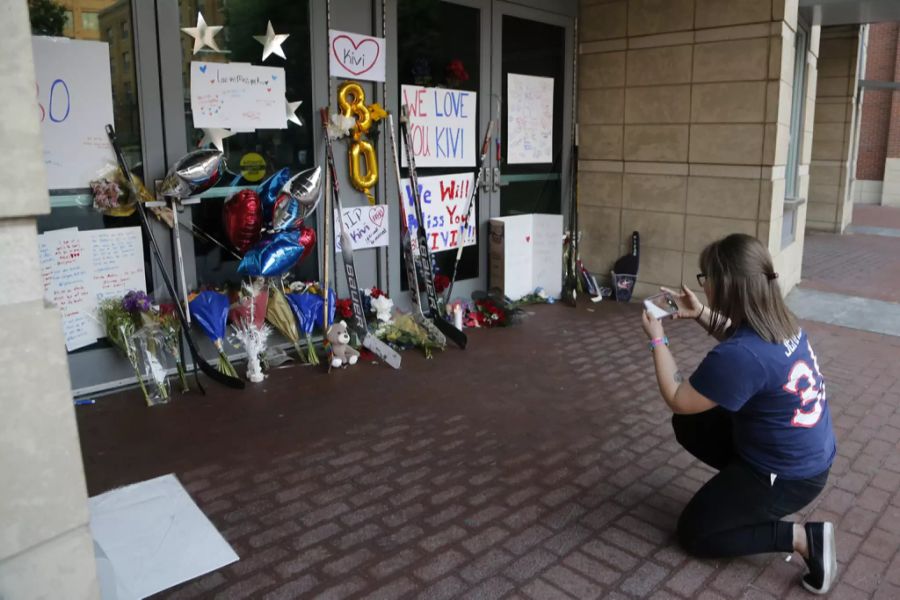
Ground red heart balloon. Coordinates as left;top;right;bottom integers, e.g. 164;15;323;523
223;190;262;255
297;225;316;261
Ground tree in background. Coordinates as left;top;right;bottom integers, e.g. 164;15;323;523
29;0;67;36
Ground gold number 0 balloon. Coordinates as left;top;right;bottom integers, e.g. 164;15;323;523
338;82;378;202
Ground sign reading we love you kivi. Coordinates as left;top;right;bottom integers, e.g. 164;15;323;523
329;29;386;82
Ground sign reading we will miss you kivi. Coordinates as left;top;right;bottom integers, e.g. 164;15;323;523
329;29;386;82
31;36;116;190
401;85;477;168
190;62;286;130
400;173;477;253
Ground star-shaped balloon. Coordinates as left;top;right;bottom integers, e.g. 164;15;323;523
286;99;303;127
254;21;290;61
199;128;235;152
181;12;223;55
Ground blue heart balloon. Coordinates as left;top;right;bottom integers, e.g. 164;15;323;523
255;167;291;227
237;230;306;277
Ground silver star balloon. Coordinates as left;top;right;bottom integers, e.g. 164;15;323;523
254;20;289;61
286;99;303;127
199;128;236;152
159;149;225;199
181;12;223;55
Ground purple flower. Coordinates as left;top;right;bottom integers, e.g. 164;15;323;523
122;290;152;313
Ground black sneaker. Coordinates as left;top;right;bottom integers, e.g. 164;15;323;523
802;521;837;594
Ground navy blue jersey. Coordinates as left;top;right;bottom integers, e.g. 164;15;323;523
690;327;836;479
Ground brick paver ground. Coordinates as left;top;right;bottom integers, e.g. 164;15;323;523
800;230;900;304
77;293;900;598
852;205;900;230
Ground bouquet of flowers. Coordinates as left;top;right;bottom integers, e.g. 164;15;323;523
156;302;189;392
376;313;444;359
267;284;303;358
286;291;324;365
189;290;238;377
97;291;170;406
229;280;270;382
89;164;154;217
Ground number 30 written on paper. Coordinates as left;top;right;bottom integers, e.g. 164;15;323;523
36;79;71;123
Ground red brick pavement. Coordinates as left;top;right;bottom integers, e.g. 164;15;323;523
852;205;900;231
800;231;900;303
76;302;900;599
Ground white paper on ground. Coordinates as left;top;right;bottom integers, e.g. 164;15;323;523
89;474;239;599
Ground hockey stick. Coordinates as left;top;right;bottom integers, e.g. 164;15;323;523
319;108;402;369
444;118;494;304
106;124;244;390
386;113;446;347
398;106;467;349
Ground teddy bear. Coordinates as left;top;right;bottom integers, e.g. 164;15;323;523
326;320;360;368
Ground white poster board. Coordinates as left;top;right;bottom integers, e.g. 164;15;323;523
190;62;286;130
335;204;390;252
489;214;562;300
400;172;477;253
400;85;477;167
507;74;554;164
39;227;146;351
329;29;386;82
31;36;116;190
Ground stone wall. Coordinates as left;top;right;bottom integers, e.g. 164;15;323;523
0;3;99;598
578;0;817;298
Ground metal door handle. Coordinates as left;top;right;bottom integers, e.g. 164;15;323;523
481;167;492;193
492;167;501;193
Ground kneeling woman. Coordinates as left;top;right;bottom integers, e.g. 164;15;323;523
641;234;837;595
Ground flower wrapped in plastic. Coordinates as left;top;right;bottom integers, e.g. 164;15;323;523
229;280;270;382
156;303;189;392
189;290;238;377
375;313;443;359
132;326;171;406
266;284;303;358
89;164;154;217
286;292;321;365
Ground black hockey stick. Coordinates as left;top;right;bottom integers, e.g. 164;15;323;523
445;118;494;304
398;106;467;349
319;109;401;369
106;124;244;390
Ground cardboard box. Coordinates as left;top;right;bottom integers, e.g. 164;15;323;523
489;214;563;301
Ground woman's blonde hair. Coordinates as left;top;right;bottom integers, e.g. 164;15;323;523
700;234;799;343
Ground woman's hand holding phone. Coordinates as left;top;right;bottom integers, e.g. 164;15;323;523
660;285;703;320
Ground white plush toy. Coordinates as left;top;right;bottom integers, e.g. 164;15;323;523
371;295;394;323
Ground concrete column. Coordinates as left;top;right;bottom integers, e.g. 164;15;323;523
0;3;100;599
577;0;815;296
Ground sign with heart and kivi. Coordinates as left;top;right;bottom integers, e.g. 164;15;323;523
328;29;386;82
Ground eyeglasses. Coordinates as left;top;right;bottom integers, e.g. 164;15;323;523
696;273;708;287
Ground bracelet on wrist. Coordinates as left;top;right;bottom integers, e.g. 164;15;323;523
695;306;706;321
649;336;669;352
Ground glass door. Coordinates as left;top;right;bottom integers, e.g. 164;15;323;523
491;2;574;219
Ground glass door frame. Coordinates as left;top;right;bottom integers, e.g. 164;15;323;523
489;1;577;226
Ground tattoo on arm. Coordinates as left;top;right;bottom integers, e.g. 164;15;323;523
673;371;684;384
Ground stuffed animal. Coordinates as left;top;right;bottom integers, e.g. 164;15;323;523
326;320;360;368
371;295;394;323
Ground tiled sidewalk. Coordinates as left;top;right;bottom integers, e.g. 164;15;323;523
77;299;900;599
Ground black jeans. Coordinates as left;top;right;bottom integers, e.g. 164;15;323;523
673;407;829;558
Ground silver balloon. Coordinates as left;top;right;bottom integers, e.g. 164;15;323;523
272;166;323;231
159;149;225;199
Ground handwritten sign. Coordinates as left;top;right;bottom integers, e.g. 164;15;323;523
401;85;477;168
190;62;286;130
329;29;386;82
399;173;477;253
507;74;554;164
38;227;146;352
31;36;116;190
489;214;562;301
335;204;389;253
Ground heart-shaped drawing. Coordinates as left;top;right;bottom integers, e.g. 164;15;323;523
199;64;207;73
267;88;271;92
272;74;278;80
331;35;380;76
369;205;385;228
525;235;531;242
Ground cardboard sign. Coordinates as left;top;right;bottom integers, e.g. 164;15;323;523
401;85;477;167
39;226;146;351
335;204;389;253
489;214;562;301
507;74;554;164
31;36;117;190
399;172;477;253
328;29;386;82
190;62;286;130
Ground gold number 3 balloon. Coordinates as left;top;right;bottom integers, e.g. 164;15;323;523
338;82;378;203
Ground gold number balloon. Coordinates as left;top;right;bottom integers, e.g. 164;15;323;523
337;81;378;203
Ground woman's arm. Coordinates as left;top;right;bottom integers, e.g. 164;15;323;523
643;311;718;414
660;285;733;342
694;305;733;342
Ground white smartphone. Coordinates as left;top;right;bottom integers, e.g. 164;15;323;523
643;292;679;320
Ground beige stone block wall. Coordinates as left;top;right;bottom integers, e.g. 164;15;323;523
806;26;860;232
577;0;810;298
0;2;99;598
